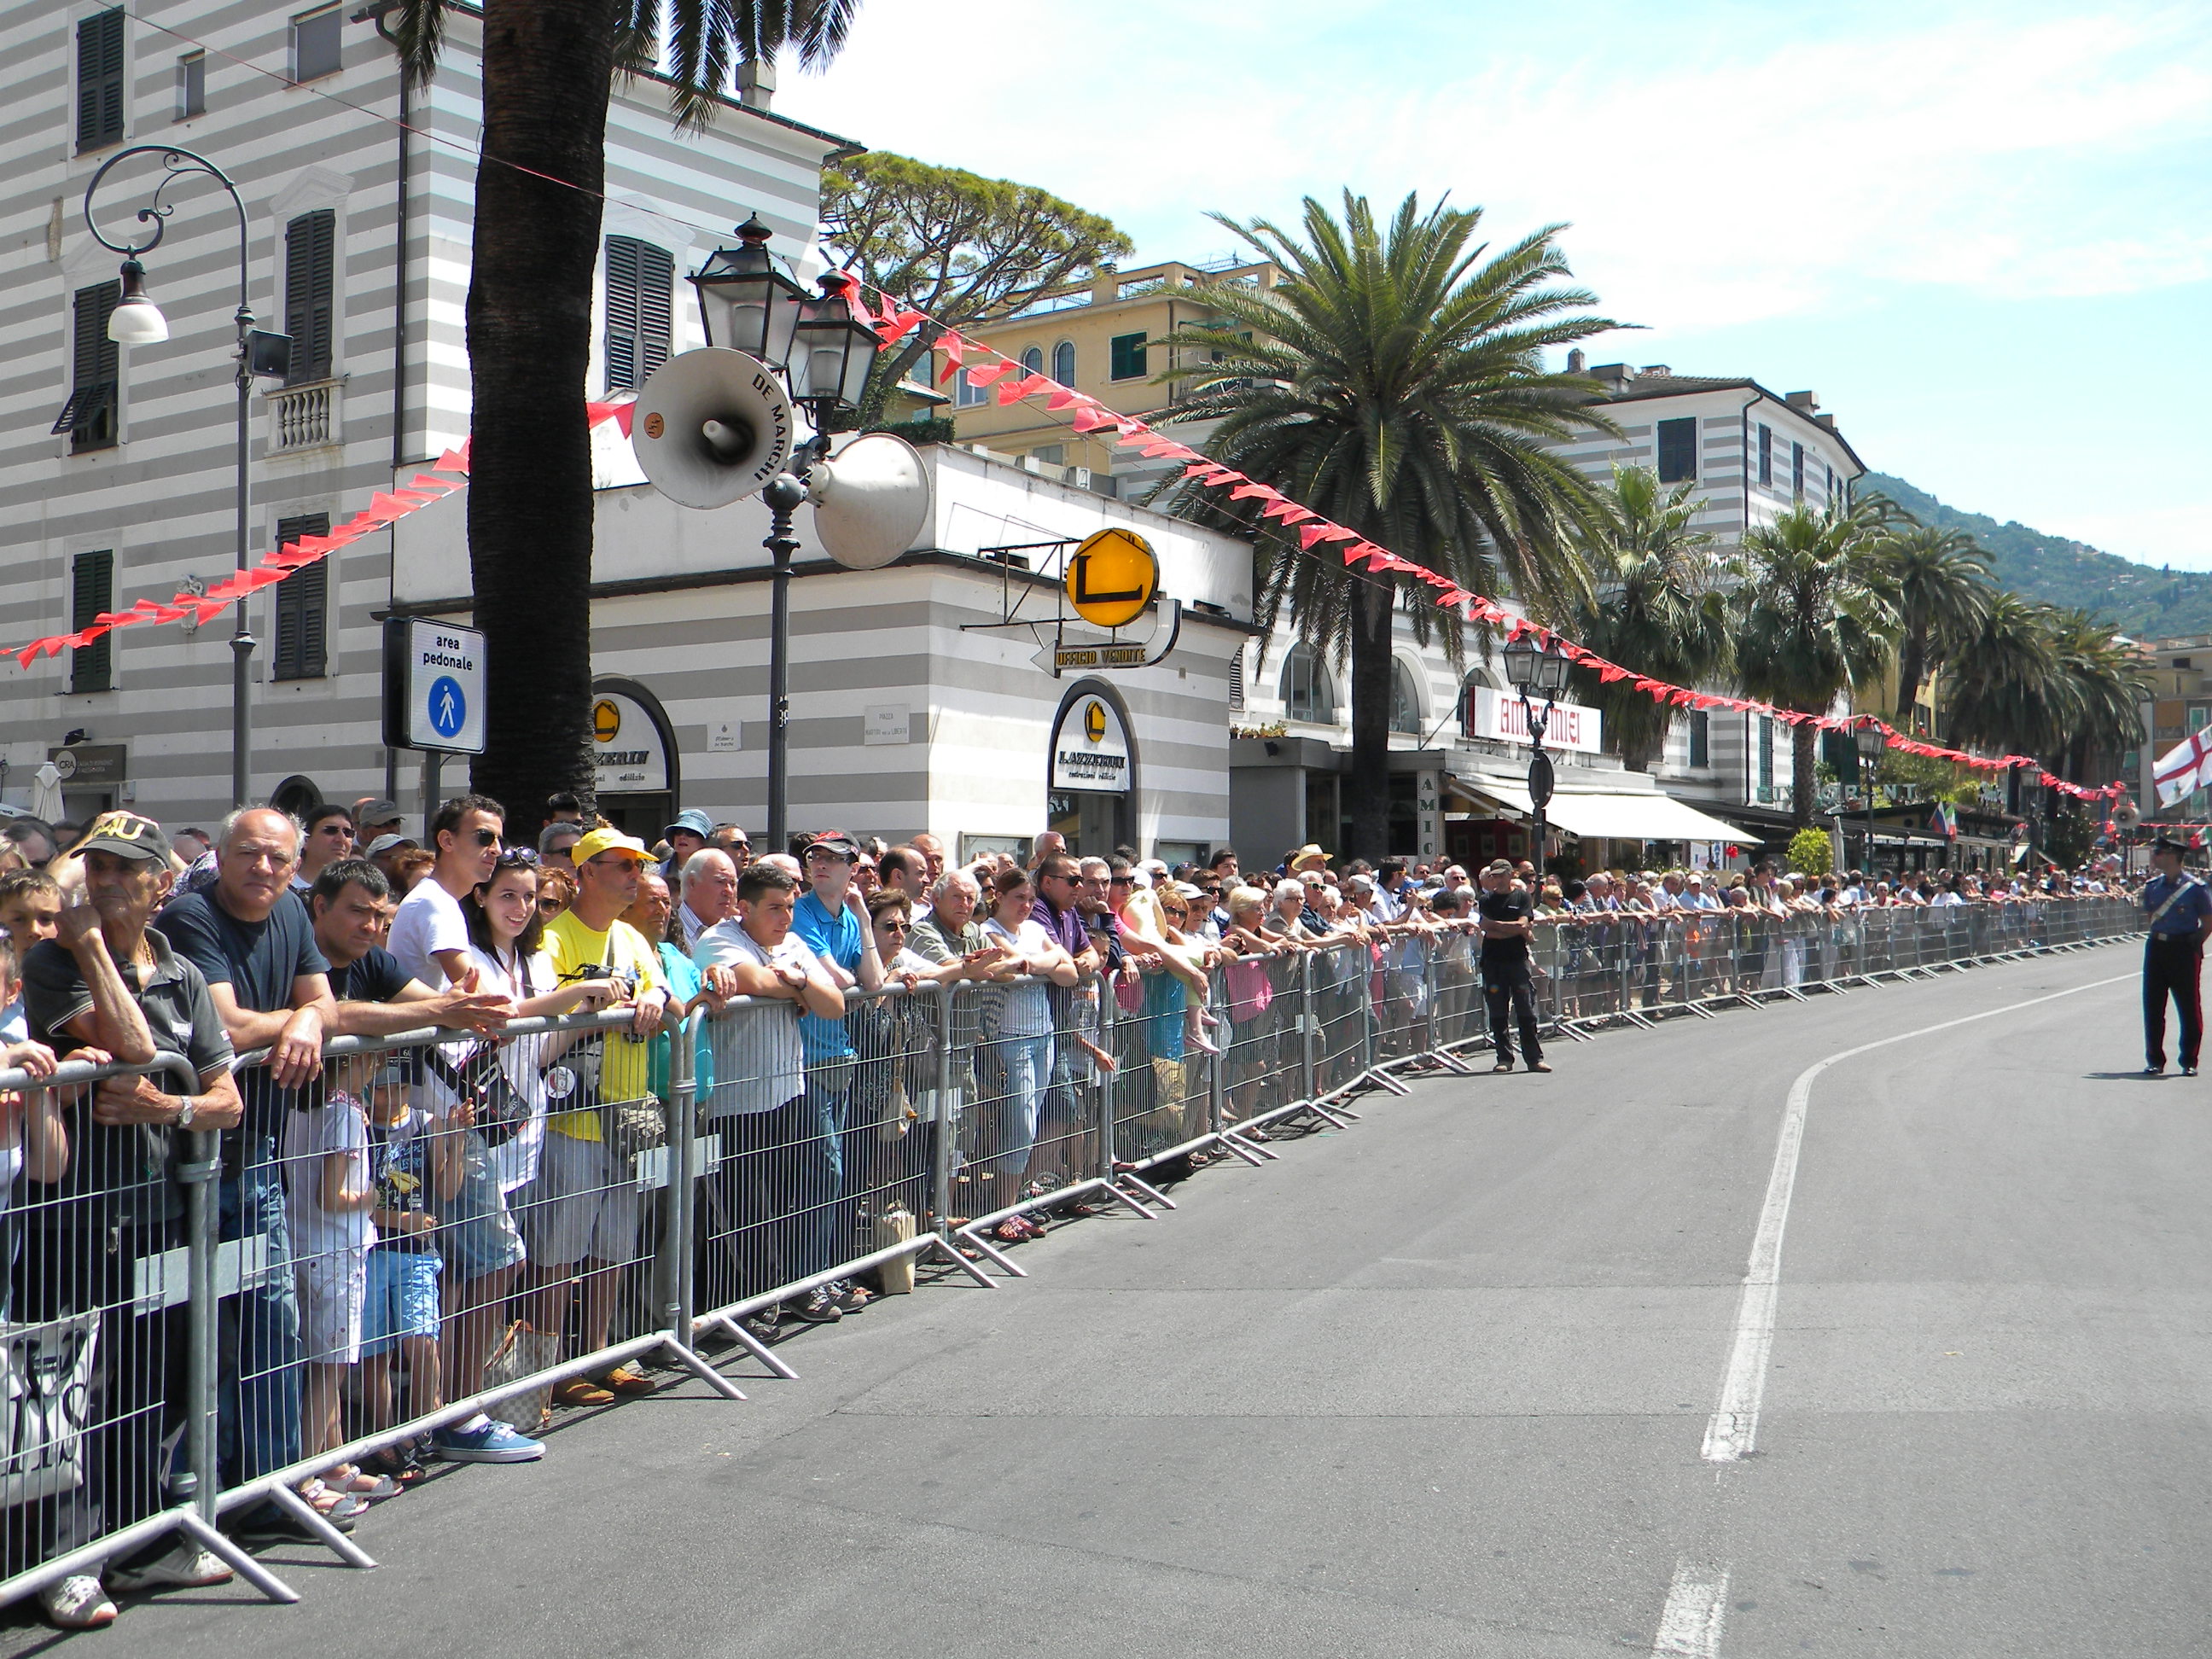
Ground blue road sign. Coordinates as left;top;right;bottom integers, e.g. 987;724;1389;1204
428;675;466;741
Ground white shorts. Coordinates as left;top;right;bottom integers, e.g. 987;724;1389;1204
515;1129;640;1270
295;1249;369;1366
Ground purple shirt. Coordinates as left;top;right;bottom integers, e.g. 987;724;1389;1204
1033;892;1091;959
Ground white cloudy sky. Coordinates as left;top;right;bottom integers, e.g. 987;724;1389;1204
774;0;2212;568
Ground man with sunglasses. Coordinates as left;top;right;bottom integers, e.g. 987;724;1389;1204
292;804;356;894
389;795;505;994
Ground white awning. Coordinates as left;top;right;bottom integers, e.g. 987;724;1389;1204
1541;793;1746;842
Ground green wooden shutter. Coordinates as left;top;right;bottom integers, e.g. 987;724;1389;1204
285;211;335;383
271;513;330;679
69;282;120;451
76;9;125;152
636;242;672;382
71;550;114;693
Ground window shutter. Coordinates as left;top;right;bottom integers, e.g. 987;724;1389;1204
271;513;330;679
1656;417;1697;483
604;237;672;393
1228;643;1244;709
71;550;114;693
285;211;335;383
76;9;125;152
68;282;120;451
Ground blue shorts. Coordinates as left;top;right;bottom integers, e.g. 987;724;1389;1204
361;1247;442;1356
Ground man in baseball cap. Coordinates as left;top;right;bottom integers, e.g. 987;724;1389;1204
353;799;404;840
74;808;175;868
803;829;862;861
569;825;651;868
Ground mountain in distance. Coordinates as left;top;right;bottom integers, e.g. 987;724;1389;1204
1860;472;2212;642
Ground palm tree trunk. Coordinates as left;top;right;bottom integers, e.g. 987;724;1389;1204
1895;632;1925;729
1347;583;1395;861
1790;721;1818;828
464;0;616;840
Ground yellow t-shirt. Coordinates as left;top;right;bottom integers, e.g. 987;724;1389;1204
543;910;663;1141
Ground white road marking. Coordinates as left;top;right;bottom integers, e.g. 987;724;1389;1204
1701;970;2133;1463
1651;1557;1731;1657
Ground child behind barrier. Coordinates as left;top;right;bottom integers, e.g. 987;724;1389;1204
0;937;65;1319
360;1060;460;1485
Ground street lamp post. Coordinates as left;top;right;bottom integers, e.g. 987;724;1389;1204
688;218;879;852
1854;716;1885;878
1500;634;1571;872
81;147;288;809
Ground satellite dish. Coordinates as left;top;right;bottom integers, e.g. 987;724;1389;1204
630;347;796;509
810;434;932;571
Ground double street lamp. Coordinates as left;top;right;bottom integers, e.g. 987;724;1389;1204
687;215;879;848
1500;632;1571;871
78;147;291;810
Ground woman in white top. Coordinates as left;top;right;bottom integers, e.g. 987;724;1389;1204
975;867;1078;1232
437;852;620;1437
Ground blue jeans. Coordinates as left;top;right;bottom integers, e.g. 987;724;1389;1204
217;1147;302;1487
983;1033;1052;1187
799;1057;854;1282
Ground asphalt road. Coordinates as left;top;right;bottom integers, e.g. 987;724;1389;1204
12;940;2207;1658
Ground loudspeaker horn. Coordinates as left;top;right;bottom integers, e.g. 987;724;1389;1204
2115;799;2141;827
630;347;796;509
810;433;932;571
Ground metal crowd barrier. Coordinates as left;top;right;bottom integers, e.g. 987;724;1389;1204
0;892;2145;1616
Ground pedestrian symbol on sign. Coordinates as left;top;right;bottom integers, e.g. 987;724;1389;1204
428;675;466;741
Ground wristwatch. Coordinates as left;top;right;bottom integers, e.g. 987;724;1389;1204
174;1097;197;1130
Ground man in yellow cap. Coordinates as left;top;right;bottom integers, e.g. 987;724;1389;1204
527;826;675;1404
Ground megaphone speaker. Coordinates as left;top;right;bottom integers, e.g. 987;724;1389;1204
811;433;933;571
631;348;796;509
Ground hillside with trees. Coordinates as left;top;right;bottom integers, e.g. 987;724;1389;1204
1861;473;2212;641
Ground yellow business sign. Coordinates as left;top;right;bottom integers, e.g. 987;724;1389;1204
593;699;622;742
1064;528;1157;629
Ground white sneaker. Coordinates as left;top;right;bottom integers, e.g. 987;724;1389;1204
40;1574;117;1629
108;1540;236;1592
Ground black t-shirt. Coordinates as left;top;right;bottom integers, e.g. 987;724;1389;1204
1478;888;1534;970
21;928;236;1228
156;888;329;1143
329;945;410;1006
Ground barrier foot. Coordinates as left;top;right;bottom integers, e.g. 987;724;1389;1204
174;1511;300;1604
928;1232;1001;1289
1554;1022;1595;1042
704;1313;803;1380
1358;1067;1414;1097
1618;1010;1656;1030
1116;1171;1176;1209
1300;1097;1357;1128
656;1334;748;1401
1214;1130;1271;1166
958;1227;1029;1278
1778;986;1809;1001
1428;1048;1477;1074
1095;1182;1159;1220
1221;1126;1281;1161
266;1481;379;1569
1682;1000;1717;1020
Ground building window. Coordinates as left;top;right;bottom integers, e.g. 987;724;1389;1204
271;513;330;679
1757;715;1774;796
955;371;988;408
291;6;343;83
1656;417;1697;483
1689;709;1710;769
1052;340;1076;385
602;236;673;393
71;550;114;694
1109;332;1147;381
1281;642;1336;724
1756;422;1773;486
175;49;205;119
1825;463;1836;504
1228;643;1245;710
76;9;125;153
1021;346;1044;375
1390;660;1423;735
1791;440;1805;502
283;210;336;385
61;282;120;453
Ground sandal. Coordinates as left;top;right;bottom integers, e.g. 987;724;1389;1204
329;1464;402;1500
297;1479;370;1522
366;1446;428;1487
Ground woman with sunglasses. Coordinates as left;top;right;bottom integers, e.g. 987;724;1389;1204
430;850;622;1450
850;890;968;1227
975;868;1078;1238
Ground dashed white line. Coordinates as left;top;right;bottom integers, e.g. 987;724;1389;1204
1701;970;2132;1463
1651;1558;1731;1657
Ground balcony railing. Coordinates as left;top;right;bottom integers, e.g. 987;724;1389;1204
269;378;342;452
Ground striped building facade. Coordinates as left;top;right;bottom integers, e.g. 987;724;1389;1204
0;3;849;826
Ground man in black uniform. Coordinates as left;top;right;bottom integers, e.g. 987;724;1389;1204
1477;860;1550;1074
2141;838;2212;1075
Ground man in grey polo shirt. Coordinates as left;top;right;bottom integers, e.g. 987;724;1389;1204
693;861;844;1324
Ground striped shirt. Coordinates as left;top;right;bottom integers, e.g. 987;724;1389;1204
692;922;822;1116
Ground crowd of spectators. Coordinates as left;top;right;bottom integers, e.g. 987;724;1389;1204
0;793;2142;1629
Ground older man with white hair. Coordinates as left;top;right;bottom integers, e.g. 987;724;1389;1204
674;847;740;952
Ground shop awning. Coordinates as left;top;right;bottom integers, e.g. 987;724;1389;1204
1453;777;1744;842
